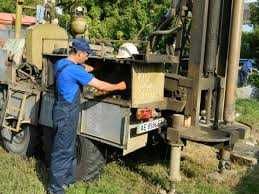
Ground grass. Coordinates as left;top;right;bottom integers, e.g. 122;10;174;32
236;99;259;128
0;99;258;194
236;98;259;140
0;148;46;194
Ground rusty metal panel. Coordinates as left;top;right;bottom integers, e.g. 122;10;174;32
25;24;68;70
80;101;129;146
24;94;40;125
123;133;148;155
145;54;179;64
132;63;164;107
42;39;68;55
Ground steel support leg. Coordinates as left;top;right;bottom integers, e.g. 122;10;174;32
169;144;182;182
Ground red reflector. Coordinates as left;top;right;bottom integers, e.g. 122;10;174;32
136;108;153;121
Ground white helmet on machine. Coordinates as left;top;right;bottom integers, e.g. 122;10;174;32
116;42;139;59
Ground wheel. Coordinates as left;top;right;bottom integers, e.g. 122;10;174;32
75;136;105;181
41;129;105;180
1;124;38;156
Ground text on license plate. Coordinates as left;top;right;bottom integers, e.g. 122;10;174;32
136;118;165;134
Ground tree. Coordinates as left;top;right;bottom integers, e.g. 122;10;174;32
0;0;173;41
250;0;259;27
241;0;259;65
0;0;43;15
0;0;16;12
58;0;172;40
241;30;259;59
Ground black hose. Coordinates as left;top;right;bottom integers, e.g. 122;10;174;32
151;26;181;35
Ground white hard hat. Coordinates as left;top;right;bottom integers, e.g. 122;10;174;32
116;42;139;59
76;6;83;12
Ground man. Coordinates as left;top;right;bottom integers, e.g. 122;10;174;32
48;38;126;194
239;59;253;86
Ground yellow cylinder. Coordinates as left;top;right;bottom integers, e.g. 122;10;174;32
71;17;87;35
15;0;24;38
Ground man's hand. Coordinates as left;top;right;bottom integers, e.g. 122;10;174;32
116;81;127;90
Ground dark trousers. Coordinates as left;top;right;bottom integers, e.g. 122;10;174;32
48;91;80;194
239;70;248;86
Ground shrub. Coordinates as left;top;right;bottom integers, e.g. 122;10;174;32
248;73;259;88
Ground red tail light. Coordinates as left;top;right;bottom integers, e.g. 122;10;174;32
136;108;153;121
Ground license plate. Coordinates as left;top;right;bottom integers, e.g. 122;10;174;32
136;118;165;134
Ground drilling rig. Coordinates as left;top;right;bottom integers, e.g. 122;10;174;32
0;0;249;183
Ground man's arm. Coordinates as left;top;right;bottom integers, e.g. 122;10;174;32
83;62;103;72
83;64;94;72
70;65;126;91
88;78;126;92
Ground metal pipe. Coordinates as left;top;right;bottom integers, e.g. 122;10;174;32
172;114;184;129
169;114;184;182
204;0;222;76
15;0;24;39
206;89;212;124
204;0;222;124
213;76;221;129
217;0;232;77
224;0;244;123
217;0;233;121
169;145;181;182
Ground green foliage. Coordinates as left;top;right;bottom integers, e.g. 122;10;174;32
241;32;254;59
241;1;259;65
0;0;15;13
58;13;71;31
0;0;172;42
248;72;259;88
250;1;259;27
236;99;259;129
241;28;259;66
0;0;44;15
59;0;172;40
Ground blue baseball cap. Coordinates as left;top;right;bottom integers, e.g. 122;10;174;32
72;38;92;54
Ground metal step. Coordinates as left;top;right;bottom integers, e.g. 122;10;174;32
5;106;21;115
3;90;27;132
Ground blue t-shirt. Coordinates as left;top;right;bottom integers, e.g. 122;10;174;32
242;60;253;73
54;58;94;102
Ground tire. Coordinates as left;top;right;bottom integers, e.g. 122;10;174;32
1;124;38;156
0;85;7;126
75;136;105;181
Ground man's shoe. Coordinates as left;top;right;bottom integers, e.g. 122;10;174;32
62;183;75;190
47;190;65;194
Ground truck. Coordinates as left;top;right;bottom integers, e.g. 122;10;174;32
0;0;249;183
